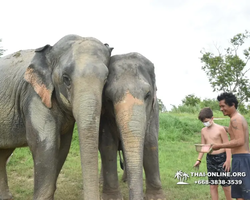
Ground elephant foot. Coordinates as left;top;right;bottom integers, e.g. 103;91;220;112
0;193;13;200
144;189;166;200
101;191;123;200
0;198;13;200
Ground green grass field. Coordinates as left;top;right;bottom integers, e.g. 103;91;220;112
6;112;246;200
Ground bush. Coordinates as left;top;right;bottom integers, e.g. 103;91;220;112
159;113;203;142
181;94;201;106
170;104;201;114
199;98;220;111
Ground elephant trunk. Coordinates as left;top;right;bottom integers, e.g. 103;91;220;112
114;92;146;200
72;80;103;200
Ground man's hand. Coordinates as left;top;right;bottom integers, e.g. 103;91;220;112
211;144;221;150
223;160;231;172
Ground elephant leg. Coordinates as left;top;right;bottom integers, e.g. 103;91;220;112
143;140;165;200
56;131;73;179
99;124;122;200
143;121;166;200
30;143;59;200
26;124;60;200
0;148;15;200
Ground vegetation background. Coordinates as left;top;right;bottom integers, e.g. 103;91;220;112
7;105;249;200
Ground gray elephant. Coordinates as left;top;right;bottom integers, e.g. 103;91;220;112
0;35;112;200
99;53;165;200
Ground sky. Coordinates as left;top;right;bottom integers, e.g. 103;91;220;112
1;0;250;110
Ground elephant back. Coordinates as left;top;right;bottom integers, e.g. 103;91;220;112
0;50;35;72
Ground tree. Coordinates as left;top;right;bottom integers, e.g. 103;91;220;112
182;94;201;106
199;98;220;111
200;30;250;105
0;39;6;56
157;98;166;112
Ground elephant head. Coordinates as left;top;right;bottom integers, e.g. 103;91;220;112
24;35;113;199
103;52;157;199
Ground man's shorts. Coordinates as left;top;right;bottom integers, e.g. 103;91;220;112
206;152;230;187
231;153;250;199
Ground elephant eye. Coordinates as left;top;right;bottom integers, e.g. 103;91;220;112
145;91;151;100
63;75;71;87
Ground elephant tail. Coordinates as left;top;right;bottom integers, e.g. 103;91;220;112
118;150;124;170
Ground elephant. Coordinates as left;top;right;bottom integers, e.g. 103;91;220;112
99;53;166;200
99;143;127;185
0;34;113;200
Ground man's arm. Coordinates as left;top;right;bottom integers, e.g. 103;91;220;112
213;118;245;149
220;126;231;171
225;148;231;161
220;126;232;158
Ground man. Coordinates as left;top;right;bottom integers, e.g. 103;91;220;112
194;107;232;200
212;92;250;200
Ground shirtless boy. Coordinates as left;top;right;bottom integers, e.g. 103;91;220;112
194;107;232;200
212;92;250;200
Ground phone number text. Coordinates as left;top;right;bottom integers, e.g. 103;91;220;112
194;180;242;185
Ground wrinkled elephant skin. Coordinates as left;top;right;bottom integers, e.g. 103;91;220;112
99;53;166;200
0;35;112;200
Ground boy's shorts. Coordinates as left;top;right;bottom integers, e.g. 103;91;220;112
206;152;230;187
231;153;250;199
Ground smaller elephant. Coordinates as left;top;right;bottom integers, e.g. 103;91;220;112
99;53;166;200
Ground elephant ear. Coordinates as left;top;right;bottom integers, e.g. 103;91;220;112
104;43;114;54
152;83;157;110
24;45;54;108
150;65;157;110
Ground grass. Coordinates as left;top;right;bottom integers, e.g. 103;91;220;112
6;112;242;199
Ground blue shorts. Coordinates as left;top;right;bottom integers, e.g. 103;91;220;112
231;153;250;199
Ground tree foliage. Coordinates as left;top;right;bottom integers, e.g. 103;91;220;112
0;39;6;56
171;94;249;114
181;94;201;106
157;98;166;112
199;98;220;111
200;30;250;104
